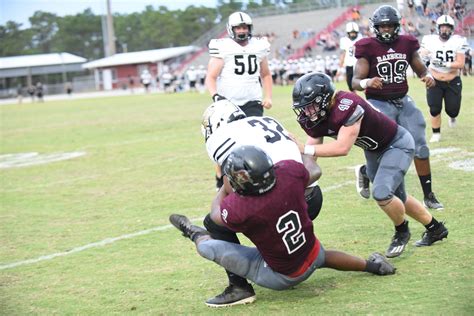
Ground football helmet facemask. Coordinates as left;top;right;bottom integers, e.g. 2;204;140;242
346;22;359;40
223;145;276;196
292;72;335;129
436;15;455;40
370;5;401;44
201;100;246;141
227;12;253;42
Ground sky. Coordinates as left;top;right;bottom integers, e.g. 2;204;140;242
0;0;218;28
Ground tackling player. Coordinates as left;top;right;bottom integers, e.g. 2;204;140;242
419;15;468;142
291;72;448;259
352;5;444;210
199;100;323;306
170;145;396;307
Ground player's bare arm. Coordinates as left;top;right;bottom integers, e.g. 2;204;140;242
210;185;229;226
205;57;225;96
259;58;273;109
411;51;436;88
352;58;384;90
311;118;361;157
302;154;322;186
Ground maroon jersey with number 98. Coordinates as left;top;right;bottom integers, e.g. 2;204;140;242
355;35;420;100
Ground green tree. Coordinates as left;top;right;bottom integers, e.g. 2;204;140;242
29;11;58;53
52;9;103;59
0;21;33;56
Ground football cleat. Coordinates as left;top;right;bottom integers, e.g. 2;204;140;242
423;192;444;210
448;117;457;128
355;165;370;199
415;222;448;247
429;133;441;143
367;252;396;275
206;284;256;308
385;230;411;258
169;214;209;242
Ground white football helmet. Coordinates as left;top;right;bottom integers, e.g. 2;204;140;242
227;12;253;41
436;15;455;40
346;22;359;33
201;100;246;141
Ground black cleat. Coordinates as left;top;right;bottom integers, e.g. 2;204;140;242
355;165;370;199
169;214;209;242
368;252;396;275
415;222;448;247
423;192;444;210
385;230;411;258
206;284;256;308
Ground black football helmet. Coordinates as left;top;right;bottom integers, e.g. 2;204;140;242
370;5;401;44
292;72;335;129
222;145;276;196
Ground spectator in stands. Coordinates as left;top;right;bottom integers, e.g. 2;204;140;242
464;48;472;76
407;21;421;36
128;75;135;94
16;84;23;104
351;8;361;21
186;66;198;92
140;69;152;93
27;85;35;102
36;82;44;102
65;82;73;97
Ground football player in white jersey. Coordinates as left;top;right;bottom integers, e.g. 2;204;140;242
205;11;273;189
339;22;363;91
205;11;273;117
420;15;469;143
200;100;323;306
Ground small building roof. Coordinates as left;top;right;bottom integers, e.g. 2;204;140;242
0;53;87;70
82;46;199;69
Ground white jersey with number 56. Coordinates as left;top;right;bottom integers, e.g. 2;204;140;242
206;116;302;166
208;37;270;106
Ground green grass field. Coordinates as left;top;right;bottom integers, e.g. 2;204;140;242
1;78;473;314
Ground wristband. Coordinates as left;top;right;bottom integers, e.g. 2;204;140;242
360;78;370;89
304;145;315;156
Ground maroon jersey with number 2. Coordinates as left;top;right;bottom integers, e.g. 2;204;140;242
220;160;319;276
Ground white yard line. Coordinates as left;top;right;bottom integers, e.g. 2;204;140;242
0;181;353;270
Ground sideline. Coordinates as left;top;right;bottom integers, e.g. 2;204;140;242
0;181;352;270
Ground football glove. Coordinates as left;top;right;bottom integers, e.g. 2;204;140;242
212;94;226;102
431;59;447;67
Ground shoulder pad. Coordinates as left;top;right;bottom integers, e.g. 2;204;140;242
344;104;364;126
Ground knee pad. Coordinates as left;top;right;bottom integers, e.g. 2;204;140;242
372;183;393;202
415;144;430;159
429;108;441;117
204;214;240;244
305;185;323;220
197;240;216;261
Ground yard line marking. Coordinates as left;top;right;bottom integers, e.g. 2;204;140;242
0;181;353;270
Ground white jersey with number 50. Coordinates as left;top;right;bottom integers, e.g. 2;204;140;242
206;116;302;166
209;37;270;106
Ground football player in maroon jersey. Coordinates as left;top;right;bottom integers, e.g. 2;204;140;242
170;145;396;307
291;72;448;259
352;5;443;211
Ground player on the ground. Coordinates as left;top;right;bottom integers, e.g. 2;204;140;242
170;145;396;307
352;5;443;210
419;15;468;142
291;72;448;259
199;100;324;306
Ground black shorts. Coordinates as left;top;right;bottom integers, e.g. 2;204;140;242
240;100;264;117
426;76;462;117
